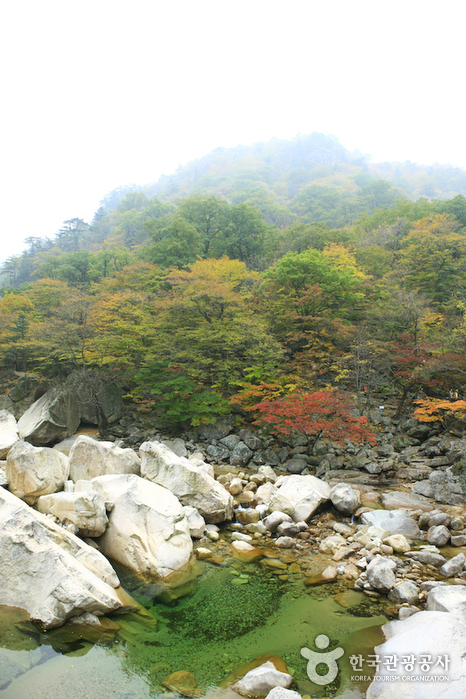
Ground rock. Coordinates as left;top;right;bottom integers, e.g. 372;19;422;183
229;477;243;496
69;435;140;482
0;394;14;413
0;460;7;487
161;438;188;458
53;435;80;456
360;509;420;539
275;536;295;548
329;483;360;514
17;387;80;445
319;534;346;555
76;378;124;426
206;444;230;461
264;511;292;532
285;458;307;474
198;415;235;441
6;440;69;505
367;611;466;696
230;441;253;467
451;534;466;546
140;441;233;523
183;506;206;538
231;660;292;697
0;410;19;459
427;524;451;547
366;556;396;592
232;531;253;542
220;434;241;450
382;490;432;511
406;550;446;567
83;474;193;579
426;584;466;613
237;508;261;525
277;521;301;537
382;534;411;553
429;512;452;527
265;688;301;699
270;474;331;522
398;605;420;621
439;553;466;578
37;490;108;537
162;671;202;697
254;482;278;506
195;547;213;560
411;480;434;498
0;487;122;629
258;465;278;483
387;581;420;605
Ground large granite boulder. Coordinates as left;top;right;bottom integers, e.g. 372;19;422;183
17;387;80;445
0;487;122;629
77;380;124;426
6;440;69;505
0;410;19;459
80;474;193;580
69;435;140;482
360;509;420;539
139;441;233;523
367;609;466;697
37;490;109;537
269;474;331;522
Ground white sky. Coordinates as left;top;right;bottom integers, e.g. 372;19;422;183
1;0;465;263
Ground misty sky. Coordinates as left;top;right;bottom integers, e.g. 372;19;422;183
1;0;465;262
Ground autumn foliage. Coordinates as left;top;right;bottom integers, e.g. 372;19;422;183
252;390;377;445
413;398;466;425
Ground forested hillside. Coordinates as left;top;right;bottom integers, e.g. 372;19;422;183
2;133;466;433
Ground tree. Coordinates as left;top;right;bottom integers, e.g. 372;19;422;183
176;194;230;257
133;257;283;427
142;215;201;268
56;218;90;252
252;390;376;447
398;214;466;303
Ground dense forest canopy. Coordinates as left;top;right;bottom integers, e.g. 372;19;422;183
3;132;466;432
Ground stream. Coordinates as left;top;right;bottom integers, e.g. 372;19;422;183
0;549;389;698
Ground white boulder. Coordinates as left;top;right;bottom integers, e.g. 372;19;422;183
270;475;331;522
69;435;140;482
232;661;292;697
0;410;19;459
367;610;466;698
6;440;69;505
0;487;122;629
360;509;420;539
139;441;233;523
82;474;193;579
37;490;109;537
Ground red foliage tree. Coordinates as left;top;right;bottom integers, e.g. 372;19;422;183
252;390;377;445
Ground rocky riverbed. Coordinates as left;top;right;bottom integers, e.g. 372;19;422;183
2;390;466;697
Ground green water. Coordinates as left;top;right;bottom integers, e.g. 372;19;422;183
0;553;388;699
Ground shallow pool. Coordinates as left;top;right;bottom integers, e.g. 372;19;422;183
0;549;388;698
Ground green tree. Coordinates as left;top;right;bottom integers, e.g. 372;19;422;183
142;215;201;268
